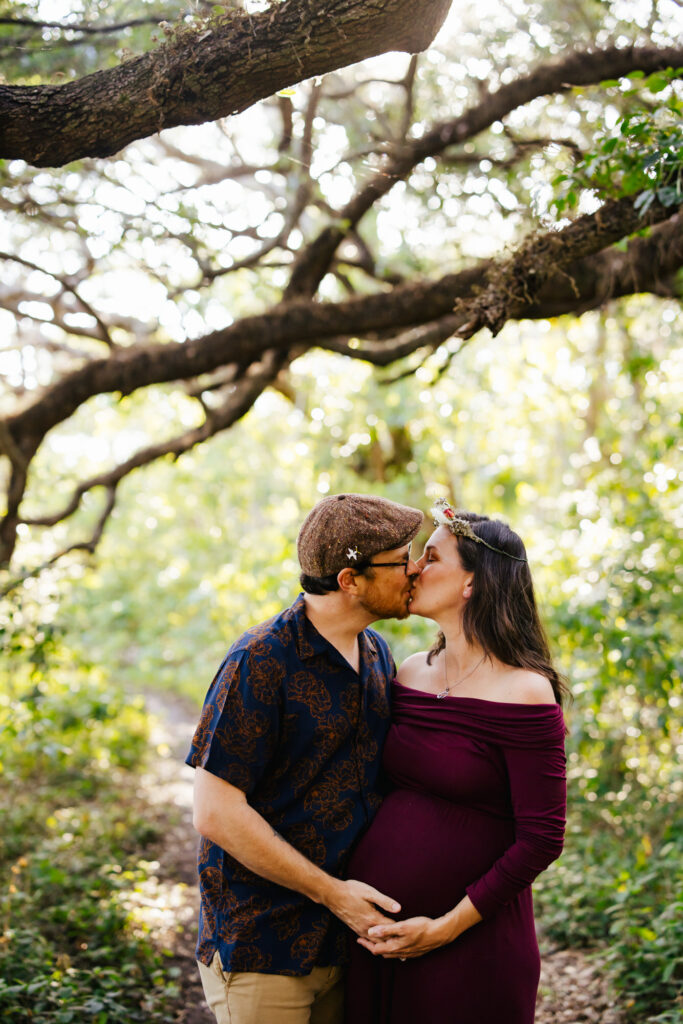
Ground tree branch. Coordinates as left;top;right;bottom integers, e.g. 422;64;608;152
0;251;116;348
0;485;118;596
452;200;681;337
0;14;172;34
0;0;453;166
17;351;286;535
321;312;467;365
5;199;680;447
440;135;583;170
157;136;282;190
1;205;681;569
284;43;683;297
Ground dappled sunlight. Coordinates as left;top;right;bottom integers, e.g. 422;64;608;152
139;747;195;811
118;864;195;942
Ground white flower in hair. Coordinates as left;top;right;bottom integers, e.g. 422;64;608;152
430;499;479;540
431;498;458;527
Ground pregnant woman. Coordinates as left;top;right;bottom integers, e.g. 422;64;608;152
346;501;568;1024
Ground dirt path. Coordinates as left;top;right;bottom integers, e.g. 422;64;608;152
142;690;624;1024
536;947;623;1024
140;690;213;1024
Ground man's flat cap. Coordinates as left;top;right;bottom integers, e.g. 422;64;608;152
297;493;424;577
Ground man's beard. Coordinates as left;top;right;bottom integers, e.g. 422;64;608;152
359;589;412;620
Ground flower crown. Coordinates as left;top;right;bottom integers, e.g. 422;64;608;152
430;499;528;562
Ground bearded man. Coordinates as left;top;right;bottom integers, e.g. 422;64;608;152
187;492;423;1024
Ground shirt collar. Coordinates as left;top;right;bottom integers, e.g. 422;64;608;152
291;592;377;667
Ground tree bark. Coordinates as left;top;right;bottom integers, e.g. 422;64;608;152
0;0;452;167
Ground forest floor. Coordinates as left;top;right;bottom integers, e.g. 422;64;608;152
142;690;625;1024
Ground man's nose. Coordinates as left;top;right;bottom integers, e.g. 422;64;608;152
407;558;421;577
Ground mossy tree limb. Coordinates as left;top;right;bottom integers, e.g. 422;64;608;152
1;201;680;568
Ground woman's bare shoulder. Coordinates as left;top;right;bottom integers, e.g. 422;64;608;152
396;651;431;688
504;668;556;705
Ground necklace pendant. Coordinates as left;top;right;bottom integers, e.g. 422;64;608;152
436;688;449;700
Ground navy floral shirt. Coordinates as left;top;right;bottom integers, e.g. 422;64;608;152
185;593;394;975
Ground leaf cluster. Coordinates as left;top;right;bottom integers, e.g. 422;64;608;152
553;69;683;216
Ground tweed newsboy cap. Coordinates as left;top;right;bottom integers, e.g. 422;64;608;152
297;493;424;577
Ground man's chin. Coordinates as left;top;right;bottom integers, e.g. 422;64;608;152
362;596;413;620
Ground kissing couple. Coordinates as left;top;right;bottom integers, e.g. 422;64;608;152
187;492;567;1024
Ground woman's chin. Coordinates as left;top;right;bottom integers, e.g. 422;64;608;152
408;593;430;617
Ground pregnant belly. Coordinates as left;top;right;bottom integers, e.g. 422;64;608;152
347;788;513;920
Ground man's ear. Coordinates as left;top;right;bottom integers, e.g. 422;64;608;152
337;567;362;595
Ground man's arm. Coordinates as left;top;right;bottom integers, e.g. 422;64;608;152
193;766;400;937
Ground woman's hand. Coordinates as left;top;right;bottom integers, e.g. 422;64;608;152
357;914;451;959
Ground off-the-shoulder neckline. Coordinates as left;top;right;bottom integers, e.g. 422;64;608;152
392;677;560;709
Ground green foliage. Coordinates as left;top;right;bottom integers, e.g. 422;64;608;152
553;70;683;215
0;598;178;1022
1;840;179;1022
0;595;149;790
535;791;683;1022
527;310;682;1020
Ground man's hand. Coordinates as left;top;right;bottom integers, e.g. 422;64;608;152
194;771;400;937
323;878;401;937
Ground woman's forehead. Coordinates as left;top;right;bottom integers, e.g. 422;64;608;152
425;525;457;551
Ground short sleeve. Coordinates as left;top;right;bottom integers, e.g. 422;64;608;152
465;721;566;918
185;646;283;796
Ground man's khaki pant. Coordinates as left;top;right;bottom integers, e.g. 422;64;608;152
197;952;344;1024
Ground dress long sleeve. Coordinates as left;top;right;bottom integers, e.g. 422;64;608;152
465;717;566;917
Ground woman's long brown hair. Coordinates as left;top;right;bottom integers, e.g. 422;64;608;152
427;511;570;707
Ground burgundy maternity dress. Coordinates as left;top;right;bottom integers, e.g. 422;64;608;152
346;681;566;1024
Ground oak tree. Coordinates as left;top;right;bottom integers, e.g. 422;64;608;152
1;0;681;585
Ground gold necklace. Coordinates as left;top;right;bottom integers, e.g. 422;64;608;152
436;652;486;700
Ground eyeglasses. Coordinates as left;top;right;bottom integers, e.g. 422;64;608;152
364;547;413;576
